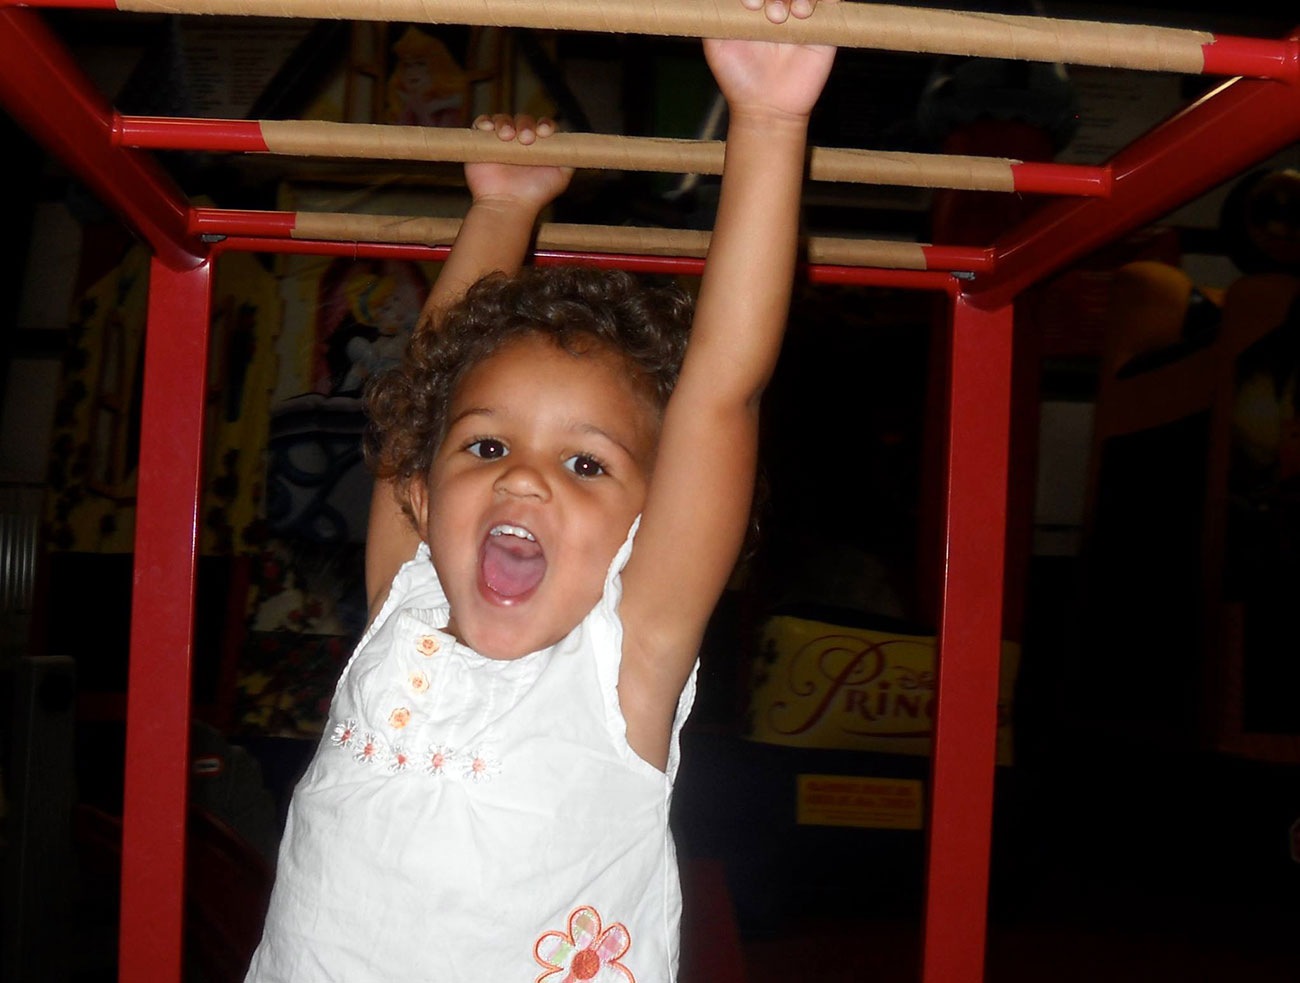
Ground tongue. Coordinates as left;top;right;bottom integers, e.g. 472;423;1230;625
481;536;546;597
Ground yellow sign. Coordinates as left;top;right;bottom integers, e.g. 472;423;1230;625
797;774;923;830
746;615;1020;764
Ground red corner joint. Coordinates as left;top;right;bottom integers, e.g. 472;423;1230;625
1202;34;1300;85
114;114;270;152
188;207;297;238
923;245;996;273
1011;162;1113;198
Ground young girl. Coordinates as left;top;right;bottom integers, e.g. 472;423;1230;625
247;2;836;979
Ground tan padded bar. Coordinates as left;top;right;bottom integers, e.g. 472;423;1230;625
289;211;931;269
118;0;1211;73
293;213;465;244
261;121;1019;191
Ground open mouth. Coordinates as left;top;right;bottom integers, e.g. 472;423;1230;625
478;523;547;601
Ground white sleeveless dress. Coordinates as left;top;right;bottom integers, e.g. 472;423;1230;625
246;521;696;982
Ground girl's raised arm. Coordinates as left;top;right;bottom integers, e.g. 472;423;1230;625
618;0;837;769
365;116;572;618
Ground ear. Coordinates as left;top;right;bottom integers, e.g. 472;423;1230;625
403;475;432;542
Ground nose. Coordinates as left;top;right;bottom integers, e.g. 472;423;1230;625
493;461;550;502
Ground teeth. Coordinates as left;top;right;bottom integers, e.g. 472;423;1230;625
489;524;536;542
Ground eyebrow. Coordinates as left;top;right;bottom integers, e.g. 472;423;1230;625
572;422;638;460
446;407;495;428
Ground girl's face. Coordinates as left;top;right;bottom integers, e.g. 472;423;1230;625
408;334;660;660
400;56;434;96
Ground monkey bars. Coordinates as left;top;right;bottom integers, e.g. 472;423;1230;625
1;2;1299;983
9;0;1300;79
114;114;1116;195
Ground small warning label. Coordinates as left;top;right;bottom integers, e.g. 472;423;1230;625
796;774;924;830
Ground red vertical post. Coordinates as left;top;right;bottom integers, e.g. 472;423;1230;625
920;294;1013;983
119;256;214;983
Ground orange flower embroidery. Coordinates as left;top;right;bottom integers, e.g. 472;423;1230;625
388;707;411;729
409;669;430;694
534;906;633;983
415;635;440;657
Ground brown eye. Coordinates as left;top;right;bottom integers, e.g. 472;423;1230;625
563;454;605;478
467;438;507;460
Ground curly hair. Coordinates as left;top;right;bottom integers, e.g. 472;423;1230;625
364;266;692;488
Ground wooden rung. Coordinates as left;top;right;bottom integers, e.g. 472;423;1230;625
191;207;992;270
108;0;1223;74
117;117;1112;195
291;212;942;269
261;122;1023;194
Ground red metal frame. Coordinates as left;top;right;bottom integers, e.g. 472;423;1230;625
970;44;1300;309
4;8;1300;983
121;257;214;982
922;296;1014;982
0;8;201;269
